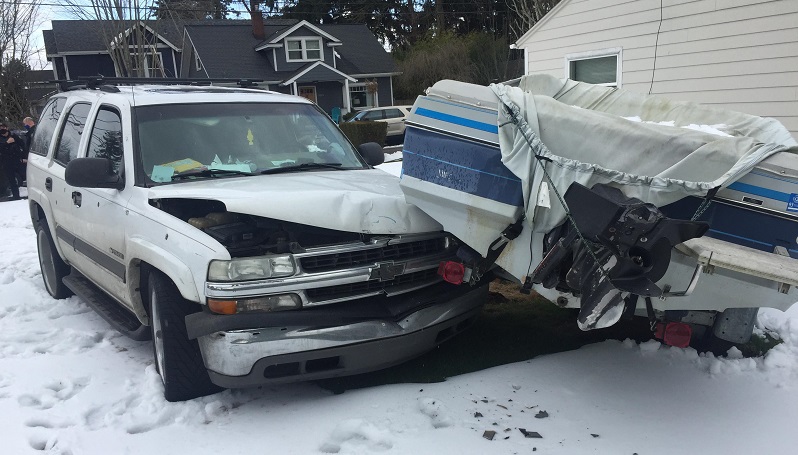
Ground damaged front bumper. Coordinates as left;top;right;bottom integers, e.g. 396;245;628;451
185;279;490;388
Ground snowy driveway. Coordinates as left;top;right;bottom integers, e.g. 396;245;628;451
1;199;797;455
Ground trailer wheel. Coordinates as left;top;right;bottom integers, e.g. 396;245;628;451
148;270;222;401
36;218;73;299
690;324;737;356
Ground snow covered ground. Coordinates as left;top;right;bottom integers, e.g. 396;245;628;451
2;193;798;454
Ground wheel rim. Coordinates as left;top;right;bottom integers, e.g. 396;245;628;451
151;287;166;385
37;229;58;296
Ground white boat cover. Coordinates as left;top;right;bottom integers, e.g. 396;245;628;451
491;74;798;237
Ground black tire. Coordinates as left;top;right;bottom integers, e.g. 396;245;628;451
35;218;73;299
148;270;222;401
690;324;737;356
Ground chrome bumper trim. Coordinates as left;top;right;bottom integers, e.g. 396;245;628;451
196;283;488;377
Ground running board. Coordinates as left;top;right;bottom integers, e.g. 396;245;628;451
63;272;151;341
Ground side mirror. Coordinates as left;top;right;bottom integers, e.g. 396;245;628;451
65;157;124;190
358;142;384;166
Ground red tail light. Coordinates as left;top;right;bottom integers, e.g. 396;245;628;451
438;261;465;284
655;322;692;348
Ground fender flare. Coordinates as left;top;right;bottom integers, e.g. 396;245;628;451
126;237;202;322
28;189;72;262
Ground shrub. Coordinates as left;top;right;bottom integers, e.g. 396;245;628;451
339;121;387;147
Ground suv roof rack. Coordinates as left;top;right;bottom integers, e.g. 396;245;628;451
37;77;265;92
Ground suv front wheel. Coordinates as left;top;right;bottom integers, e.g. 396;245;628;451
148;270;222;401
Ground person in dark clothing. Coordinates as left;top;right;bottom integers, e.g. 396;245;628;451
0;122;26;200
20;117;35;185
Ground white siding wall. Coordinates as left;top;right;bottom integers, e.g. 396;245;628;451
517;0;798;140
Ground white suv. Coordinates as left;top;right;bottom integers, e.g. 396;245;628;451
349;106;413;138
27;83;488;401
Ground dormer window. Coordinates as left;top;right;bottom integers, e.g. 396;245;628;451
286;37;322;62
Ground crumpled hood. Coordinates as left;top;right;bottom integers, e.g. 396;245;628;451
147;169;441;234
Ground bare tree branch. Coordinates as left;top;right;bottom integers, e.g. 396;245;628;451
506;0;560;42
0;0;42;123
60;0;165;77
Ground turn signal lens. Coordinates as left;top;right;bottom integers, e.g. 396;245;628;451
208;294;302;314
437;261;465;285
208;299;237;315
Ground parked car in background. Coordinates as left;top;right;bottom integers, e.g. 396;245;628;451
349;106;413;140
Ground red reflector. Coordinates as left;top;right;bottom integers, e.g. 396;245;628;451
438;261;465;284
656;322;692;348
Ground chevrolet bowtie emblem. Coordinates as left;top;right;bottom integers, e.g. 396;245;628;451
369;262;406;281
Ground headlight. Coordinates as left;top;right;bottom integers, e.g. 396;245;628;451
208;255;295;282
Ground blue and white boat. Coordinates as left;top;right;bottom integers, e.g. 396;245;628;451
400;75;798;346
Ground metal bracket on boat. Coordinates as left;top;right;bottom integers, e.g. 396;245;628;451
472;216;525;285
659;262;705;300
775;246;791;294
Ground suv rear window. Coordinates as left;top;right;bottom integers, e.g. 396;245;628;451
29;98;66;157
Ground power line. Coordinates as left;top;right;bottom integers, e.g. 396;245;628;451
3;0;505;16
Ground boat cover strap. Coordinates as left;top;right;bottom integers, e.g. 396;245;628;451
475;216;525;278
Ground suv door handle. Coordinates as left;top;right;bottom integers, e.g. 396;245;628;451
45;177;52;191
72;191;82;207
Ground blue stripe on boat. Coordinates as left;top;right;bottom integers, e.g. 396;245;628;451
727;181;790;202
662;196;798;259
414;107;499;134
708;229;772;248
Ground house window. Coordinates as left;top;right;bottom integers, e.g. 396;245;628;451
129;52;165;77
286;38;322;62
349;84;377;110
565;48;622;87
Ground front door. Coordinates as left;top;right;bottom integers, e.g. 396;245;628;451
298;86;317;103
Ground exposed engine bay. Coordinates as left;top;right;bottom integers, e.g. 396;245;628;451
150;198;364;256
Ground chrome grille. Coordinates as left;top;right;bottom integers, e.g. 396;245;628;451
305;268;440;302
300;237;446;273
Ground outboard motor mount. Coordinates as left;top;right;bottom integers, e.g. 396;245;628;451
531;183;709;331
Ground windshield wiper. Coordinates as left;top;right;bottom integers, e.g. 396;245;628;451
171;168;254;180
259;162;344;175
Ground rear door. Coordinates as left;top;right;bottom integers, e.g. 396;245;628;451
26;97;66;225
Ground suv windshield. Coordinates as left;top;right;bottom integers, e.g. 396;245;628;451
136;102;366;183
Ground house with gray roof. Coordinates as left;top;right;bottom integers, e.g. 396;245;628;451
43;18;400;116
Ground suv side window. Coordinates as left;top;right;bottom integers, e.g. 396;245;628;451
87;107;123;174
30;98;66;157
55;103;92;166
384;108;404;119
363;110;385;121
